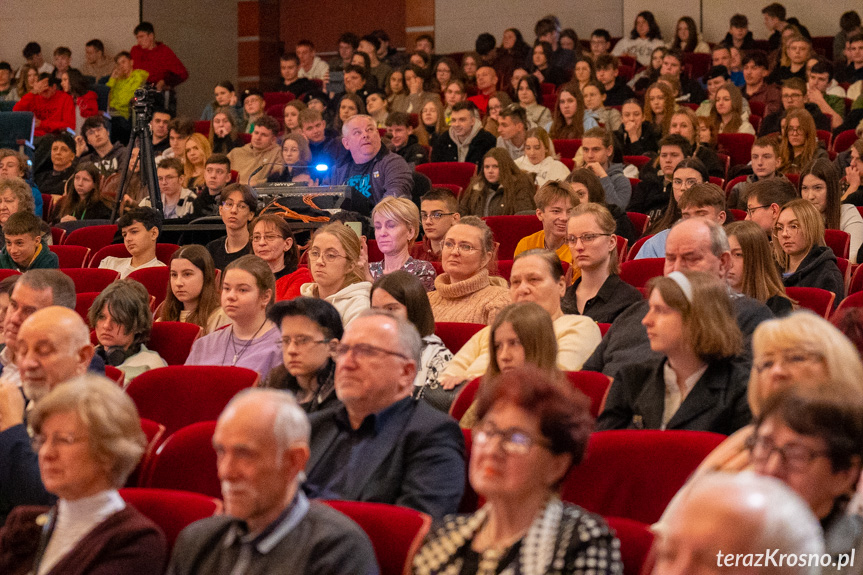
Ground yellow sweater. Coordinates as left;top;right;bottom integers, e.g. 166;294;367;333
512;230;581;282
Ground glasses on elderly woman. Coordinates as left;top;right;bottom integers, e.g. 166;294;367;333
474;421;550;455
746;434;829;472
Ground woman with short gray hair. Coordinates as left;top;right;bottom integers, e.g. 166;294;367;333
0;375;167;574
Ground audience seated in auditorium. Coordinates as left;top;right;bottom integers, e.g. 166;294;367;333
414;187;460;263
385;112;429;167
695;65;732;117
105;52;148;140
266;133;313;184
157;244;230;334
653;473;823;575
0;304;95;523
168;388;378;574
61;69;98;134
581;127;632;209
182;133;211;189
139;158;197;219
278;52;316;97
13;72;74;138
842;139;863;206
227;115;281;186
513;181;575;264
459;148;535;217
616;99;660;156
595;54;635;107
0;62;18;102
548;83;599;142
726;221;795;317
760;78;832;137
418;98;447;149
628;136;691;223
98;208;165;279
584;218;772;377
599;271;750;433
0;153;43;222
562;203;642;321
206;184;255;271
644;82;676;136
363;197;435;291
659;50;706;104
328;32;359;74
250;214;311;300
370;271;453;410
743;177;798;235
89;279;167;380
305;309;465;520
330;115;413;208
711;82;756;135
149;108;171;156
566;167;637;243
582;80;621;131
431;101;495;166
365;90;389;128
207;107;243;156
467;66;498;114
51;163;112;224
514;128;571;187
442;79;467;124
671;16;711;54
638;177;720;260
199;81;241;122
0;375;167;574
742;51;782;117
0;212;58;272
239;88;266;134
516;75;552;129
158;117;194;163
300;223;371;327
82;38;114;79
185;255;281;378
190;154;232;218
773;198;845;301
36;134;77;200
440;249;600;388
800;157;863;263
495;104;530;161
808;60;846;130
299;109;343;170
612;10;665;67
415;366;622;574
480;92;512;139
727;136;787;210
428;217;510;324
259;298;342;413
768;33;812;85
131;21;188;96
667;107;726;178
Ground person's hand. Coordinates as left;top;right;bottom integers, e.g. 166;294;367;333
564;263;574;286
75;135;88;156
215;124;230;137
30;78;47;95
229;92;238;106
155;80;166;91
585;162;608;178
532;69;545;83
440;376;467;391
807;88;826;107
60;215;77;223
33;118;41;128
844;164;861;200
0;381;25;433
358;235;372;281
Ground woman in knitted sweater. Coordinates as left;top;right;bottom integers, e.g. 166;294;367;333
428;217;510;325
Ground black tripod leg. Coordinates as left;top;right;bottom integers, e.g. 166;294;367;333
110;130;140;221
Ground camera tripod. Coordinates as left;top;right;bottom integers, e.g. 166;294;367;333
110;87;163;220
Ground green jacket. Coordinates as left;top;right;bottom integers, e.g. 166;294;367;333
0;241;59;271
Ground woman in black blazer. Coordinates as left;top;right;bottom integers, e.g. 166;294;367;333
598;270;751;434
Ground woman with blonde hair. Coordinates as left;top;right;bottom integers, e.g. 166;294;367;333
778;108;827;174
769;33;811;84
16;64;38;98
428;216;510;325
419;98;446;147
299;222;370;327
362;197;436;290
709;82;755;135
599;271;750;433
514;127;570;187
773;198;844;301
725;221;794;317
644;81;676;135
562;203;642;322
158;244;229;334
459;148;535;217
183;133;212;189
667;107;725;178
549;83;598;139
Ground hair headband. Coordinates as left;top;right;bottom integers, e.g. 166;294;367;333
666;271;693;303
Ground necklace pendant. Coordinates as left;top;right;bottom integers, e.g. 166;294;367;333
232;353;238;366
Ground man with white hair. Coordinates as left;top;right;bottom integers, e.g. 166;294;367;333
585;217;774;378
305;310;465;520
652;472;824;575
329;114;413;209
168;388;379;574
0;306;95;523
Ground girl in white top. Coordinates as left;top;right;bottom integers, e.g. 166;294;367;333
516;75;552;130
612;10;666;67
514;127;570;187
800;157;863;264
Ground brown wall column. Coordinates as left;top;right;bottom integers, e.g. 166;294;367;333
405;0;435;51
237;0;282;92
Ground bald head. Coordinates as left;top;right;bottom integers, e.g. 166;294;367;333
17;307;94;402
653;472;823;575
664;218;731;279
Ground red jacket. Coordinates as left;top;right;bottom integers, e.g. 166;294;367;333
12;91;75;137
130;42;188;87
275;266;313;301
76;91;99;118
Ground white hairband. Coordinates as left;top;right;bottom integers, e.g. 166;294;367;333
666;271;693;303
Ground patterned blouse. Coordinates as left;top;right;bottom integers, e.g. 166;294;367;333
369;257;437;291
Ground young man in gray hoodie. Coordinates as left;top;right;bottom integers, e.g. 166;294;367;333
430;101;495;167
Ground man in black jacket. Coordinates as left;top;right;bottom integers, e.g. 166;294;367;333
758;78;832;135
278;53;317;96
386;112;428;167
431;101;495;167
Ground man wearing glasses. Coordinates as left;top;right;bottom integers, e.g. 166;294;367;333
744;178;798;235
139;157;197;219
305;309;465;520
757;78;831;136
413;188;461;262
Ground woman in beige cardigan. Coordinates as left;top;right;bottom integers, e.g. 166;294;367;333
427;216;510;325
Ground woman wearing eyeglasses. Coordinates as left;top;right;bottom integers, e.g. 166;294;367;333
561;203;642;322
205;184;256;271
427;217;510;325
300;223;371;327
412;366;623;575
598;271;751;434
773;199;845;302
185;255;282;378
749;385;863;567
250;214;312;301
363;197;436;291
778;108;828;174
260;297;343;413
800;157;863;264
0;377;167;575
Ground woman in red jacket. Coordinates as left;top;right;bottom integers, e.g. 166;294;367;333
251;214;312;301
60;69;98;133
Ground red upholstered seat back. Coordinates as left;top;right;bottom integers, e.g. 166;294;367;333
119;487;220;552
141;421;221;499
